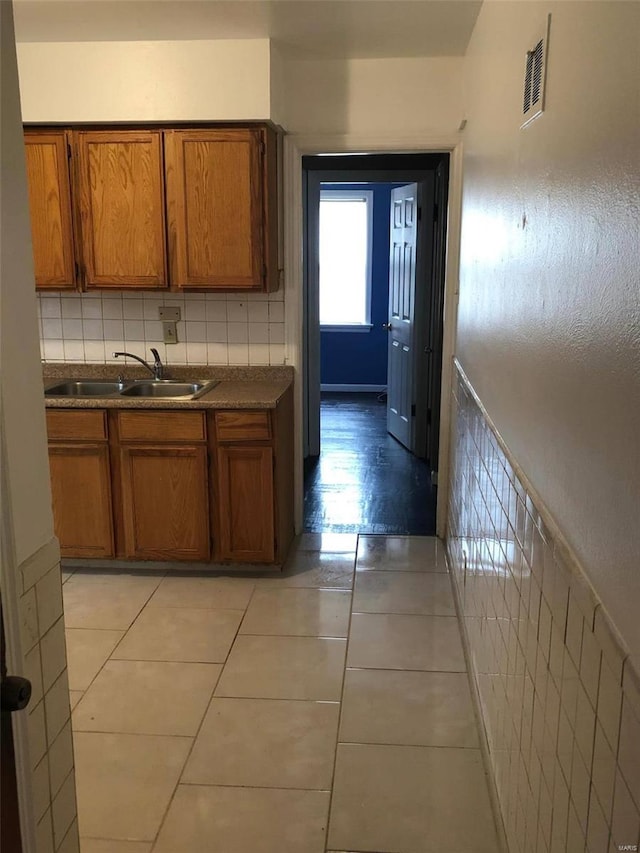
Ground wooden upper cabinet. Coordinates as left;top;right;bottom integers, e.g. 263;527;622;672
164;128;266;291
75;130;167;289
24;130;77;290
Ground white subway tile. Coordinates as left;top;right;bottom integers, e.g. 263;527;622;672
269;343;285;364
33;753;51;821
102;298;123;319
206;300;227;321
144;320;163;341
83;341;106;363
248;322;269;344
42;318;63;338
186;321;207;342
186;343;208;364
81;299;103;319
48;721;74;799
226;300;248;322
228;342;249;364
40;296;62;318
122;298;144;319
269;323;285;344
269;301;285;322
82;319;104;340
248;301;270;322
40;617;67;692
123;320;145;340
207;321;228;343
207;343;228;364
185;300;207;320
36;808;54;853
143;298;163;320
61;319;83;340
44;669;70;746
248;343;270;364
60;298;82;319
103;319;124;339
227;322;249;343
36;566;64;634
52;769;77;848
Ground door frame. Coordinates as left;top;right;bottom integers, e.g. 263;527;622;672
283;133;464;538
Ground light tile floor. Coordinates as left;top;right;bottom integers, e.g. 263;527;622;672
63;535;502;853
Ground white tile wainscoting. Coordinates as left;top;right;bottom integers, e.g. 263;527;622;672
37;291;286;367
446;361;640;853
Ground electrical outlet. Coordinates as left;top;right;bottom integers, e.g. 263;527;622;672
159;306;181;322
163;321;178;344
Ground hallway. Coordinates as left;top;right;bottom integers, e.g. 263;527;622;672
63;535;501;852
304;393;437;534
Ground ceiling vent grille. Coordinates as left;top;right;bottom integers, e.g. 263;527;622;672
521;15;551;128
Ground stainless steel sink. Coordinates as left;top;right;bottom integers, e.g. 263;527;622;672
120;380;218;399
45;380;127;397
45;378;218;400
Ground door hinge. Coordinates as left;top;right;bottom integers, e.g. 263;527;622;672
411;404;416;417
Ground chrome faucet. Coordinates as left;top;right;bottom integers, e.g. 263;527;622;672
113;348;164;380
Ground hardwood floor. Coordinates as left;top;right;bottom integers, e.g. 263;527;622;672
303;393;437;535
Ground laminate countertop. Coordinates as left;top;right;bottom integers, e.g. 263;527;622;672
43;364;294;410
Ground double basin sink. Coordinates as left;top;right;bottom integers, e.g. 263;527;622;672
45;378;219;400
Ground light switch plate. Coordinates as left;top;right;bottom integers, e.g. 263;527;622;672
159;306;181;322
163;321;178;344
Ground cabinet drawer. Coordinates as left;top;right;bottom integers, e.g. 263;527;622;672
46;409;107;442
215;410;271;442
117;411;206;443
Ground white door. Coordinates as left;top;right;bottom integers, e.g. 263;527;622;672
386;183;418;449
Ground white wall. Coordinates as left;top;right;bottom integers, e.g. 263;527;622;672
457;1;640;658
283;56;464;136
17;39;271;122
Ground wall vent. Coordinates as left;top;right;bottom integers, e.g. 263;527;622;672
521;15;551;128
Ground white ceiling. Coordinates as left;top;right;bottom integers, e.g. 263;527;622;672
12;0;483;58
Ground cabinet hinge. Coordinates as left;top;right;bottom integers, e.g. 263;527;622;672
411;404;416;417
74;261;80;281
67;143;72;159
260;140;266;156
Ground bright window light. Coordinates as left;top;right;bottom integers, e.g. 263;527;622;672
319;189;373;327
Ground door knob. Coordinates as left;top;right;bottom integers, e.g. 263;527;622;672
382;323;393;331
1;675;32;713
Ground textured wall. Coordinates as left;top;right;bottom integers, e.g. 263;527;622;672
457;1;640;659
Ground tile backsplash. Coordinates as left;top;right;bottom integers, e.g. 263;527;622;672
446;360;640;853
37;291;286;366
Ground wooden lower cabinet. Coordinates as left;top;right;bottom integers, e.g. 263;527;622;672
46;409;114;558
119;445;209;560
46;395;293;566
216;445;274;563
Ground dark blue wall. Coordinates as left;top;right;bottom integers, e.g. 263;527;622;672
320;183;401;386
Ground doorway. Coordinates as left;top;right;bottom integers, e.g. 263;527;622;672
302;153;450;535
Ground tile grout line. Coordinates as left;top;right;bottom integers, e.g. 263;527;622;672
145;579;261;852
322;542;360;853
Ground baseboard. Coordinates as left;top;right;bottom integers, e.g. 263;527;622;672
320;384;387;392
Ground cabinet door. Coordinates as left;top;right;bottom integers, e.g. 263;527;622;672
120;445;210;560
75;131;167;289
24;131;76;290
165;129;264;290
48;444;114;557
217;446;274;562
